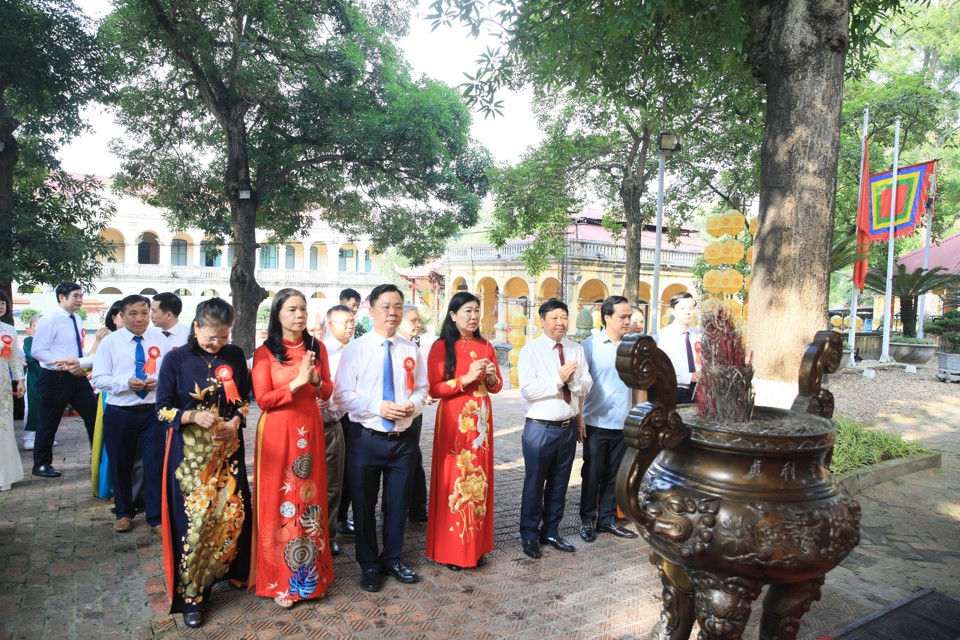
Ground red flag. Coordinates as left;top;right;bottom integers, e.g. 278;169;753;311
852;137;870;292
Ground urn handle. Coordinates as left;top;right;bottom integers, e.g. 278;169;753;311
615;334;690;532
791;330;843;419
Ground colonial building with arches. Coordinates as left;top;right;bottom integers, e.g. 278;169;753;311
445;210;706;340
14;181;385;332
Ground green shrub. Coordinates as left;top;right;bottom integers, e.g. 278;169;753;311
890;336;936;344
830;417;928;474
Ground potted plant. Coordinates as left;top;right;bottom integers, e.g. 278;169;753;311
615;308;859;640
924;310;960;382
886;335;938;365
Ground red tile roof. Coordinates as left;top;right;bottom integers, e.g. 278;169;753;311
897;231;960;272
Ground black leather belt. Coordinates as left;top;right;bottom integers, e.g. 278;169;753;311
113;404;155;413
527;418;574;428
366;428;402;439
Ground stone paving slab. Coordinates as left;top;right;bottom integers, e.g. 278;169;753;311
1;390;958;639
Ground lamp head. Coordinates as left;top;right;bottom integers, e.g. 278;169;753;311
657;131;681;152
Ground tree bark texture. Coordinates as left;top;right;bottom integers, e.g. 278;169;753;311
622;171;646;305
0;102;20;315
747;0;849;406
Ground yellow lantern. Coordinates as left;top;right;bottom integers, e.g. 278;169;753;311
748;217;758;237
706;215;725;238
721;210;746;236
855;317;864;329
830;315;842;328
703;269;723;293
720;238;745;264
704;241;725;265
744;274;752;291
746;245;754;264
718;269;744;295
721;298;742;319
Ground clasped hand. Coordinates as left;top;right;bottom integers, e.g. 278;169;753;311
559;360;578;383
127;377;158;392
380;400;415;422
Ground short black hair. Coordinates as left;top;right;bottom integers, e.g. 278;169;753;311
326;304;354;318
104;301;123;331
187;298;235;353
55;282;82;303
119;294;151;313
368;284;403;307
669;292;695;308
339;288;361;303
152;291;183;317
538;298;568;320
600;295;630;327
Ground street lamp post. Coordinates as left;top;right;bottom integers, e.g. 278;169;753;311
917;122;960;338
650;131;681;336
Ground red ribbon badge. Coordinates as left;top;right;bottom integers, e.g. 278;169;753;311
0;334;11;359
143;345;161;375
403;357;416;392
694;341;702;367
216;365;241;403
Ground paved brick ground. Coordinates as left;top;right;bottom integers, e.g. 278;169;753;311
1;389;957;639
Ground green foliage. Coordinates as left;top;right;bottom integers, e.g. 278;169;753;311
18;308;39;326
105;0;491;265
888;335;936;344
864;264;960;336
75;308;88;321
924;310;960;354
830;417;929;475
4;172;115;290
256;304;271;328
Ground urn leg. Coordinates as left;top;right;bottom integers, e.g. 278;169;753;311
758;577;824;640
688;571;762;640
650;553;695;640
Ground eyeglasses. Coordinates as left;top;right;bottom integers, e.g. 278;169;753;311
329;319;356;326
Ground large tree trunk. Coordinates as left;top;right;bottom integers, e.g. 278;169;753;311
225;122;266;356
747;0;849;407
0;102;19;322
900;295;917;337
621;172;645;306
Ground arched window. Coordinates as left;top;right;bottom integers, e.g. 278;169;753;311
338;247;354;271
259;244;278;269
171;239;188;266
309;246;318;270
364;250;372;273
285;245;296;269
201;241;221;267
138;232;160;265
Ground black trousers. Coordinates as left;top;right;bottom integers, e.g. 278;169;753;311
346;421;415;571
678;384;696;404
33;369;97;469
103;404;164;525
338;415;353;523
406;414;428;518
579;425;627;526
519;418;577;541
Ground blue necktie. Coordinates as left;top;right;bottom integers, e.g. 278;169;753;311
70;315;84;357
382;339;395;431
134;336;148;399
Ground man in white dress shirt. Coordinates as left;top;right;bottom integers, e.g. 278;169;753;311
398;304;431;524
656;292;701;404
578;296;639;543
92;295;171;533
30;282;99;478
334;284;429;593
151;292;190;348
320;304;355;555
518;299;593;559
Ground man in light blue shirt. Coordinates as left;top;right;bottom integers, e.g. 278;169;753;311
578;295;639;543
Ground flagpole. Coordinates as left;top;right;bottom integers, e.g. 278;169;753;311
848;106;869;366
917;123;960;338
879;117;900;363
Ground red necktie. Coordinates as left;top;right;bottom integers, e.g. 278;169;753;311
554;342;572;404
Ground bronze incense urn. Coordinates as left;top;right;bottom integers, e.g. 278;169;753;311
616;330;860;640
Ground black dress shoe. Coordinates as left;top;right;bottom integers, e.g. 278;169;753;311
331;540;340;556
476;555;487;567
521;539;542;559
579;524;597;543
408;511;428;524
336;520;355;535
540;534;576;553
597;522;639;539
32;465;61;478
445;563;462;572
382;562;418;584
183;611;202;628
360;568;381;592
